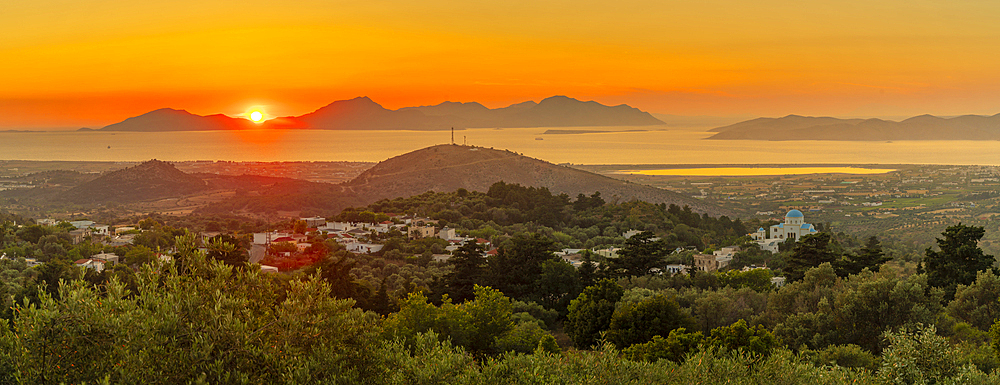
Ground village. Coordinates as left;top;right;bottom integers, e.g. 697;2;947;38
582;163;1000;255
28;209;802;290
6;162;1000;286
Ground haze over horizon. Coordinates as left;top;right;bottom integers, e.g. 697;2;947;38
4;1;1000;129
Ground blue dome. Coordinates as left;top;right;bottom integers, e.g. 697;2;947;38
785;209;804;218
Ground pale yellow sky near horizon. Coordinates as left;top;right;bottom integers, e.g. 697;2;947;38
2;0;1000;128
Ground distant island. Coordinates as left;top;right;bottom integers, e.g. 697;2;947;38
96;108;258;132
96;96;665;132
541;129;650;135
707;113;1000;141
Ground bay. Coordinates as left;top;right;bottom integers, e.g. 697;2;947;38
2;126;1000;165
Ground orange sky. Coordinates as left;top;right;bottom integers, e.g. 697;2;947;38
3;0;1000;129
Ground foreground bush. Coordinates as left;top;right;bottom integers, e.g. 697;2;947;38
0;249;380;384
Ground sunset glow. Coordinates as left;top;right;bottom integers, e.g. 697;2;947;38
250;111;263;123
2;1;1000;129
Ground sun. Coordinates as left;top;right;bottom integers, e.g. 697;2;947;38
249;110;264;123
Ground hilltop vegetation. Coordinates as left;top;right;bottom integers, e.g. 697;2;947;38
343;144;730;217
62;160;207;204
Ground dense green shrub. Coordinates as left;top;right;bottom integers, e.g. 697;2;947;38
605;294;696;348
565;279;624;349
809;344;879;371
0;252;380;384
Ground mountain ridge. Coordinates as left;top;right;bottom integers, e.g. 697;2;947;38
100;108;257;132
97;96;665;132
708;113;1000;140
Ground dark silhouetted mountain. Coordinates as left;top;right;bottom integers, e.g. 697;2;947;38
101;96;665;131
709;113;1000;140
399;96;663;128
100;108;257;132
62;160;208;203
506;95;663;127
270;96;449;130
495;100;539;114
400;101;493;118
342;144;730;217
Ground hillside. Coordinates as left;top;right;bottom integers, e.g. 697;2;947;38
33;147;729;218
708;113;1000;140
191;174;364;215
198;145;730;216
62;160;208;203
342;144;730;217
0;170;98;204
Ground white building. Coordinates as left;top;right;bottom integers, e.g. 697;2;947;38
664;264;689;275
714;246;740;259
408;225;436;239
701;246;742;269
301;216;327;228
593;247;620;259
319;222;362;232
345;242;384;254
74;259;105;273
438;227;457;240
694;253;733;272
253;231;292;245
750;209;818;253
91;252;120;265
69;220;95;229
91;225;110;236
371;223;392;234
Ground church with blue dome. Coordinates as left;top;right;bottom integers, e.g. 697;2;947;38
749;209;818;253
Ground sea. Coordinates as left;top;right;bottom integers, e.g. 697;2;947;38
2;126;1000;166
